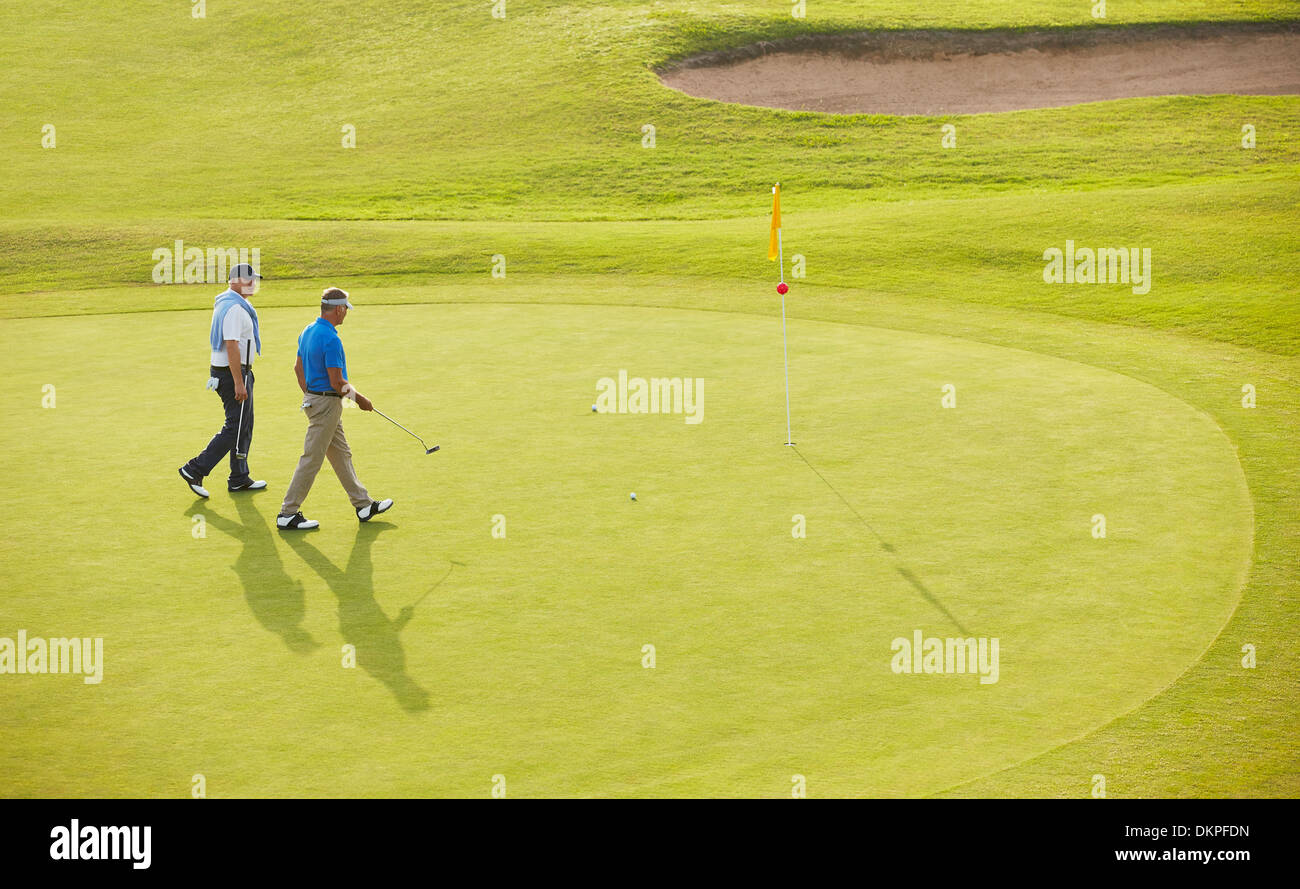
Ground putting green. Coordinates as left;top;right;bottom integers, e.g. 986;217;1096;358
0;297;1251;797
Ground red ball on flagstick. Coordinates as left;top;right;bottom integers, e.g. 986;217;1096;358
777;282;788;294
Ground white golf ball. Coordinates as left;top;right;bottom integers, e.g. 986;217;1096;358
630;492;637;501
591;404;598;412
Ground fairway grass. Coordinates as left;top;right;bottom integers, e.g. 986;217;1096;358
4;3;1299;224
4;174;1297;355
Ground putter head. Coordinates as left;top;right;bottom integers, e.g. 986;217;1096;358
426;446;440;454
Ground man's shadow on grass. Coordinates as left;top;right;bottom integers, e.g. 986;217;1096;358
283;523;431;713
185;499;320;654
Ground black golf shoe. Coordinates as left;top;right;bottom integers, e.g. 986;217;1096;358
276;512;320;531
179;467;209;499
229;479;268;492
356;499;393;522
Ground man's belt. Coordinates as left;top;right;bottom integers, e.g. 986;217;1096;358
307;390;341;398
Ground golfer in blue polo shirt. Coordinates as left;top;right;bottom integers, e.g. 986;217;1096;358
276;287;392;530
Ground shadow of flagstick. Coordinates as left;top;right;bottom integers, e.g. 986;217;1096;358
790;446;971;637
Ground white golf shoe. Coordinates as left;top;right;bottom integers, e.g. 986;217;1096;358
277;511;320;531
356;499;393;522
178;467;209;499
229;479;268;492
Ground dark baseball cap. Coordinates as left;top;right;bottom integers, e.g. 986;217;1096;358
229;263;263;281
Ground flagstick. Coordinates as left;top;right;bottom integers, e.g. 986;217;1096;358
778;227;793;446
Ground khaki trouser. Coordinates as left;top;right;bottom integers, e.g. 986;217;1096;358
281;393;371;514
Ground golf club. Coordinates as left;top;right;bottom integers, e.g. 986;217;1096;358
373;407;439;454
234;338;251;460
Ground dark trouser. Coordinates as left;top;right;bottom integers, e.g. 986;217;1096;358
185;364;254;485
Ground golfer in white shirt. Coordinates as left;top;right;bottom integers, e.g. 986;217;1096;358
178;264;268;497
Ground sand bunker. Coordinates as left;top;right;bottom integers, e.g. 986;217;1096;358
658;24;1300;115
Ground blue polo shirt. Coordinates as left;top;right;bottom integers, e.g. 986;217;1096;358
298;317;347;392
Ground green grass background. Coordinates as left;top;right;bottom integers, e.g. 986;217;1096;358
0;0;1297;796
0;299;1259;796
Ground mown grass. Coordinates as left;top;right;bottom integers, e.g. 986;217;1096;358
0;287;1268;797
1;2;1297;223
0;0;1297;797
3;173;1296;354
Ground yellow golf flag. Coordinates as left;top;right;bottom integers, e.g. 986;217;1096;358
768;183;781;260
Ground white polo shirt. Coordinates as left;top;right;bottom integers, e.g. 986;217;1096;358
211;303;256;367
